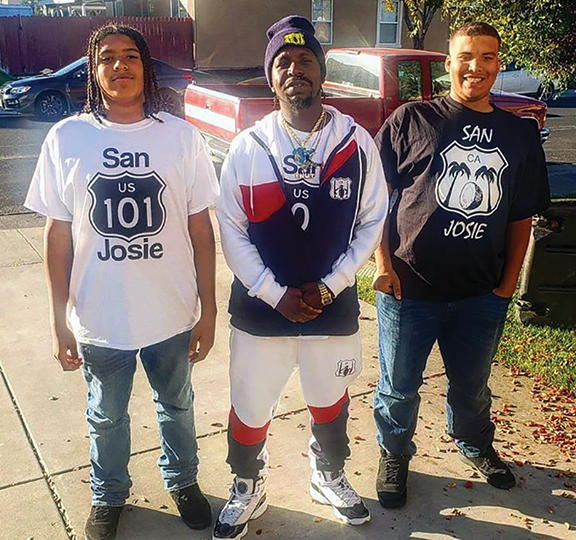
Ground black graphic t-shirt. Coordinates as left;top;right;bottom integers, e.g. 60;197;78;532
375;96;550;301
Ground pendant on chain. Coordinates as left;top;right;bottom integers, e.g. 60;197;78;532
292;146;320;180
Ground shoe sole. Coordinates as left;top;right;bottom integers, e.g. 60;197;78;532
458;454;516;490
377;488;407;509
310;485;371;526
212;499;268;540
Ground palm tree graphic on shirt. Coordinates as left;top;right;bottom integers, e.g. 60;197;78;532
442;161;471;206
436;142;508;218
474;165;497;211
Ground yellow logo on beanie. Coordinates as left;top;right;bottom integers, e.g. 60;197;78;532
284;32;305;46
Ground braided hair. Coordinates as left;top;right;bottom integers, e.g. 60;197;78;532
83;24;162;121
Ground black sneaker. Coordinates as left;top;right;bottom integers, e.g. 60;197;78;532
459;445;516;489
171;483;212;530
85;505;123;540
376;450;410;509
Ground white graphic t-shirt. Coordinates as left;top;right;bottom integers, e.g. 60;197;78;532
25;112;219;349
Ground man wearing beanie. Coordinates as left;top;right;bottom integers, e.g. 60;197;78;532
214;14;388;540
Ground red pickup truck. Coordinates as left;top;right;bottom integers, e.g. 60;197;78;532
185;48;549;161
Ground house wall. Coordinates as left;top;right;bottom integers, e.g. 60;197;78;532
193;0;309;68
400;10;449;53
193;0;449;69
332;0;377;48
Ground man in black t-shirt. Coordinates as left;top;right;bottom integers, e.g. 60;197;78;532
372;21;550;509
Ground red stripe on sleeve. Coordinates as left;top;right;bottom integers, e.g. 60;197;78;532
320;140;358;185
308;391;349;425
229;406;271;446
240;182;286;223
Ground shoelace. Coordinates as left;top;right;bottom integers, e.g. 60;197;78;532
384;458;402;483
322;474;361;506
92;507;114;523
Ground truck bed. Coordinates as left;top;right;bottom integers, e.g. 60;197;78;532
185;83;385;159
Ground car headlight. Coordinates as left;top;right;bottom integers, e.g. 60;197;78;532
10;86;31;95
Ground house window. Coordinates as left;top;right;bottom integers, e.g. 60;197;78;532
170;0;187;17
312;0;333;44
377;0;402;47
114;0;124;16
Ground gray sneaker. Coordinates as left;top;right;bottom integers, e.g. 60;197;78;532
213;476;267;539
310;470;370;525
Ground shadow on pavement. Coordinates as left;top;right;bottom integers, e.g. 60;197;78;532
103;465;575;540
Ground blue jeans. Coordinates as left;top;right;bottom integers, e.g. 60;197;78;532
373;291;510;458
79;330;198;507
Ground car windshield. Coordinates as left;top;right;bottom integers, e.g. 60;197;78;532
51;57;87;77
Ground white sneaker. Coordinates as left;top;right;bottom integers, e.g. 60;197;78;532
310;470;371;525
213;476;268;539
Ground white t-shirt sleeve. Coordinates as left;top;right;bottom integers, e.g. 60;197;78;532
186;128;220;215
322;129;388;296
24;130;73;222
216;140;287;308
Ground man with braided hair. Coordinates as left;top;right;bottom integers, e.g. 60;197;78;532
25;24;218;539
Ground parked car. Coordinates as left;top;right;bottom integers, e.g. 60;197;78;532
0;57;194;120
493;62;555;101
185;48;549;161
0;68;14;87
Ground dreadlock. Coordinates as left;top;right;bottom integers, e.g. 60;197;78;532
83;23;162;122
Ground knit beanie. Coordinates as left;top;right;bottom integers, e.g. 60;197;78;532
264;15;326;87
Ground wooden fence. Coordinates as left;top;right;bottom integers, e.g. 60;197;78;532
0;16;194;75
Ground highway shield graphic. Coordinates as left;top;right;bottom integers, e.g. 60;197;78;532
88;171;167;242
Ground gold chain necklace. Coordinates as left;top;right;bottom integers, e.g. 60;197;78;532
281;108;326;148
281;109;327;181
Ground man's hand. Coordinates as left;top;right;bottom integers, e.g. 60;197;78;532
492;286;513;299
372;269;402;300
300;282;323;310
276;287;322;323
52;323;81;371
189;312;217;363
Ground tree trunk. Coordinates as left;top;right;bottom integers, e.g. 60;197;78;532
412;34;425;49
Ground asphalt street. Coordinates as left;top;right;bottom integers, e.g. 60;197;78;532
1;94;575;230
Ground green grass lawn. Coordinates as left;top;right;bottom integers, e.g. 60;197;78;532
356;274;576;395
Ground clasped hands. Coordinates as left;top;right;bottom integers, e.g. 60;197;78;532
275;282;325;323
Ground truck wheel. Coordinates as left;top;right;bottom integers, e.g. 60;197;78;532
158;88;183;117
35;91;67;121
537;82;555;101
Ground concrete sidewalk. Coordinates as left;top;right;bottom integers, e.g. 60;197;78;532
1;224;575;540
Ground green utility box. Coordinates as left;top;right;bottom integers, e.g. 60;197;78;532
517;199;576;327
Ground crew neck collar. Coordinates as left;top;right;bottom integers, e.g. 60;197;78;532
446;95;496;115
94;115;157;131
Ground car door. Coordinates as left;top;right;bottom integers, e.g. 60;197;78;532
496;62;521;93
519;70;541;95
65;65;87;111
